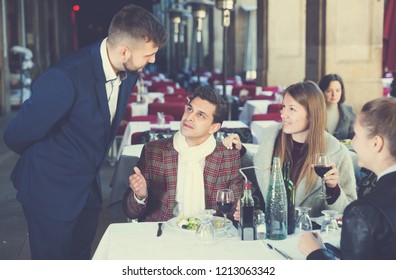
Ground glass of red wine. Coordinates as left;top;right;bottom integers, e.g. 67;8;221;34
216;189;234;236
313;153;332;199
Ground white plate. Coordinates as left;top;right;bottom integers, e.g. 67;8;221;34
166;216;233;233
311;214;343;226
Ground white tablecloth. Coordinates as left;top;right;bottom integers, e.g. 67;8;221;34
130;102;148;117
250;121;280;144
145;92;165;103
239;100;280;125
130;93;165;117
92;222;312;260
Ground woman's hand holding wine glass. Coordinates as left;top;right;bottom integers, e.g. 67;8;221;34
313;154;340;199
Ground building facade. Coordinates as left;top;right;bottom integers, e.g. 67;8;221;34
0;0;387;115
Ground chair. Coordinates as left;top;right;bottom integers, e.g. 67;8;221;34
116;104;133;135
216;127;253;143
148;81;177;92
130;114;174;124
231;84;257;106
267;103;283;114
164;94;188;103
383;86;390;97
131;130;177;144
148;102;186;121
172;87;187;95
252;113;282;122
131;131;145;144
263;85;281;93
253;94;275;101
128;94;137;103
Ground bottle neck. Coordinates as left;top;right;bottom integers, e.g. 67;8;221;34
271;157;284;185
242;182;252;196
243;188;252;197
283;161;291;181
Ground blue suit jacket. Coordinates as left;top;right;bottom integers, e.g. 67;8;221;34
4;42;138;221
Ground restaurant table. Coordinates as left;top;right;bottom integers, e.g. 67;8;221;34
239;100;280;125
129;92;165;117
93;221;338;260
130;102;148;117
117;121;249;160
145;92;165;103
250;121;279;144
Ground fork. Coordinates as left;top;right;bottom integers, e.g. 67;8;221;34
265;242;293;260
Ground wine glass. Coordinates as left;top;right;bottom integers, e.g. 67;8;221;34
216;189;234;237
320;210;340;246
320;210;339;233
313;153;332;199
295;206;313;233
196;209;215;243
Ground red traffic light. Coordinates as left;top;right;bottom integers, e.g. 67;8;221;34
72;5;80;12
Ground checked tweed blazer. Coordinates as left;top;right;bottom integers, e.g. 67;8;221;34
123;137;243;222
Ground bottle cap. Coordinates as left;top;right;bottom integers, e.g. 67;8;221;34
243;181;252;190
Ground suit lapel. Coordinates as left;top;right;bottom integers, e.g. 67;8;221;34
90;43;111;135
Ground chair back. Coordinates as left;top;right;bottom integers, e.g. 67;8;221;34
231;84;257;106
116;104;133;136
164;94;188;103
130;114;175;124
253;94;275;101
267;103;283;114
148;102;186;121
216;127;253;143
252;113;282;122
131;130;177;144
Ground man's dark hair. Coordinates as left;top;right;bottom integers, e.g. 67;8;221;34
108;4;168;48
190;86;228;124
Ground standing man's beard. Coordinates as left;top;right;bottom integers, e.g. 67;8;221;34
123;62;145;74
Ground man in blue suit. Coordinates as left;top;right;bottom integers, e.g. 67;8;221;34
3;5;167;259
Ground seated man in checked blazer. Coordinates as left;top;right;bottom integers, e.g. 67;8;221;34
123;86;243;222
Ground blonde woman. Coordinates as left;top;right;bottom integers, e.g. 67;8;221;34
224;81;357;218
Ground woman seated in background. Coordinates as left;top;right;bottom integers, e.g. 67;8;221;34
299;97;396;259
318;73;356;140
223;81;357;218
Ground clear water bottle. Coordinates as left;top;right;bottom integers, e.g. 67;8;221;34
265;157;288;240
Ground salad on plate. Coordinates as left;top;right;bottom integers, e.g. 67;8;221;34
175;216;231;231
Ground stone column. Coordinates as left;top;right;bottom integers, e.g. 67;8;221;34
265;0;307;87
325;0;384;112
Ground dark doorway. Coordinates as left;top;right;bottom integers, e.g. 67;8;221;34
74;0;153;48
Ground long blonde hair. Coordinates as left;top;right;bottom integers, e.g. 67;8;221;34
274;81;327;193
